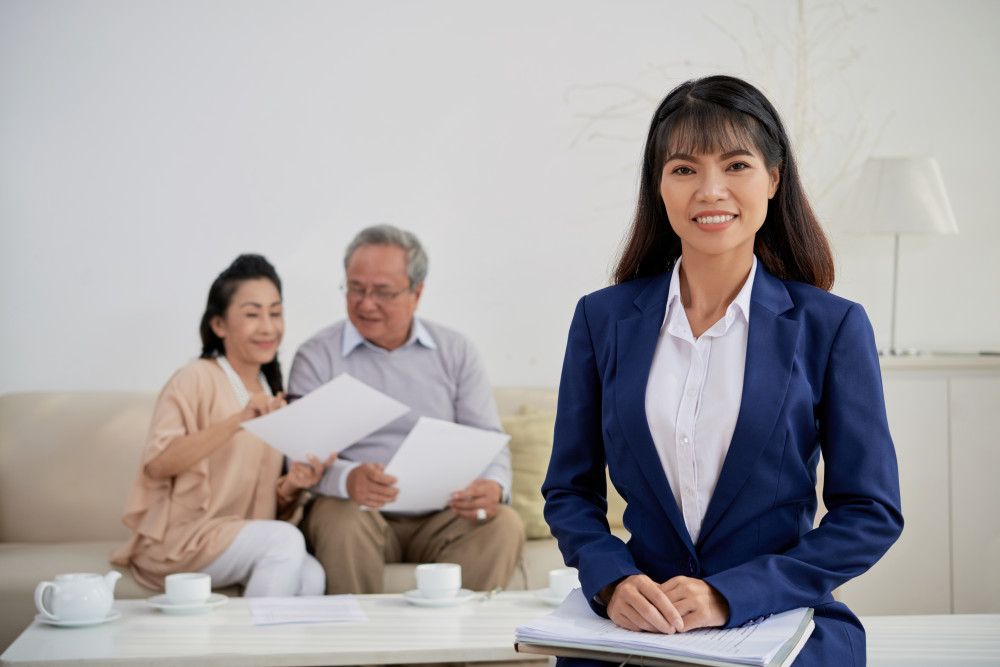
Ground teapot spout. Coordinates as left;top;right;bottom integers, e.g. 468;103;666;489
104;570;123;593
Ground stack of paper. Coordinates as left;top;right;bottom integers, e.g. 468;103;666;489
515;589;814;667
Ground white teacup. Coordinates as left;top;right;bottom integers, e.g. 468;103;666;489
549;567;580;599
164;573;211;606
415;563;462;599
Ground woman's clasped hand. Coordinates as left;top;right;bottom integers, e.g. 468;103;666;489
604;574;730;634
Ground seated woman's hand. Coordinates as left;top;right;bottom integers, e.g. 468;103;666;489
240;392;287;422
281;453;337;494
660;576;730;631
604;574;685;634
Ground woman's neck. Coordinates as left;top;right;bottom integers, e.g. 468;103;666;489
678;251;754;338
223;355;264;393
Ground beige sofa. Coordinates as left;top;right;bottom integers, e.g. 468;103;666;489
0;388;627;651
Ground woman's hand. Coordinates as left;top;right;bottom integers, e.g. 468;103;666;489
604;574;685;634
604;574;728;634
660;576;730;631
240;392;286;422
277;453;336;500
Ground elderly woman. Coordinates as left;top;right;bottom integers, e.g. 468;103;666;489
112;254;333;597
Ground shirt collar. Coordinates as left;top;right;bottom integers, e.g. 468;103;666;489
664;255;757;331
341;317;437;357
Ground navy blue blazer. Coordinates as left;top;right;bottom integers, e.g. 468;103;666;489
542;265;903;665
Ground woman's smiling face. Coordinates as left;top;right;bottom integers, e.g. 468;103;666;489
659;142;779;263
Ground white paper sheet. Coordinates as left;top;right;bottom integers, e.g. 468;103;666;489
380;417;511;513
249;594;368;625
241;373;409;461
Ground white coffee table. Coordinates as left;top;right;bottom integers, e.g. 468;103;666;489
6;594;997;667
861;613;1000;666
0;591;553;666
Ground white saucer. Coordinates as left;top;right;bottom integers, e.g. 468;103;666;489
533;588;569;606
403;588;477;607
147;593;228;615
35;610;122;627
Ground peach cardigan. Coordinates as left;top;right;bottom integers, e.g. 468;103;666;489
111;359;283;590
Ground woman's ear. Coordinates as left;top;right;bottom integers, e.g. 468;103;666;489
210;315;226;340
768;166;781;199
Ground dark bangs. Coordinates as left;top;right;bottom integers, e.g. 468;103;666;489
651;99;781;178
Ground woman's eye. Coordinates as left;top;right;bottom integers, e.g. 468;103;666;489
728;162;749;171
246;313;258;318
672;166;694;175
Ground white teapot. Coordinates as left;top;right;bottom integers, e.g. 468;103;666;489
34;571;122;622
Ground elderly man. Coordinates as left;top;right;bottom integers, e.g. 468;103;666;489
289;224;525;594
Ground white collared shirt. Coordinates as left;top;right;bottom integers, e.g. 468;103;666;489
644;256;756;544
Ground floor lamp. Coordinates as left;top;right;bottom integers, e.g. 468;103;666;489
845;157;958;355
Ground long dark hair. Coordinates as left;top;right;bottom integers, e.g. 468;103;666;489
613;75;834;290
198;254;284;394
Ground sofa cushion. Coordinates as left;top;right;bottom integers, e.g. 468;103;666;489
0;392;157;543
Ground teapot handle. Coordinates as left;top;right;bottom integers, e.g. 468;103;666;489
34;581;59;621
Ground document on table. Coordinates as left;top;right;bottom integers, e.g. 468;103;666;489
249;594;368;626
380;417;511;513
515;589;814;667
241;373;409;461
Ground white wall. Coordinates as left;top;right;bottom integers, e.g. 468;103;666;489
1;0;997;395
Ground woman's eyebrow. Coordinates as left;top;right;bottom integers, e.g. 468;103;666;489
720;149;754;159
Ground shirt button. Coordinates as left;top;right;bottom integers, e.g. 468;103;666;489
686;387;697;397
681;436;690;446
683;486;693;496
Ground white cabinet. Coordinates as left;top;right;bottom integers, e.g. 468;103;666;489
950;376;1000;613
836;356;1000;616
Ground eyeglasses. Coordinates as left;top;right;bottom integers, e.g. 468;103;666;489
341;283;412;304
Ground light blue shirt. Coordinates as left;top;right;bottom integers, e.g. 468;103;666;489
288;317;510;510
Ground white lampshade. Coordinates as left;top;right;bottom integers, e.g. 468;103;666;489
845;157;958;236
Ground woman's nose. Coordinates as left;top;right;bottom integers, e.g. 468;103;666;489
696;170;727;201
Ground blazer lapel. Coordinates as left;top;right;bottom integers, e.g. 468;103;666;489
614;270;696;555
698;268;799;546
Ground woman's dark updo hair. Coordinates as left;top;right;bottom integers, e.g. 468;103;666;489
613;74;834;290
199;254;283;394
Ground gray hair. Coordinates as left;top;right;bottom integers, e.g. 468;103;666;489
343;224;429;288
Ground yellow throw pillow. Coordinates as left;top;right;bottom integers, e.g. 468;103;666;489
503;407;627;539
502;409;556;540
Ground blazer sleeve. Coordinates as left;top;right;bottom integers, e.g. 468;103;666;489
542;296;643;615
705;302;904;626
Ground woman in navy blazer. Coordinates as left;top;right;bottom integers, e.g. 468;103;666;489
542;75;903;666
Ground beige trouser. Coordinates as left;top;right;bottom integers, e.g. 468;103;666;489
301;496;526;595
